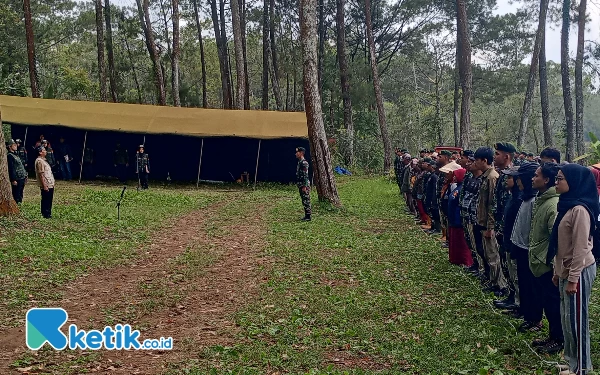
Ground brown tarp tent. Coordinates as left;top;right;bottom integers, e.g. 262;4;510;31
1;95;310;183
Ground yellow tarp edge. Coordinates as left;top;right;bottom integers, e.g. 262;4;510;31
0;95;309;139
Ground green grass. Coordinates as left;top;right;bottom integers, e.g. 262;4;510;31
165;177;597;375
0;182;223;327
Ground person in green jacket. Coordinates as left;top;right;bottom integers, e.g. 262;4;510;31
529;162;563;354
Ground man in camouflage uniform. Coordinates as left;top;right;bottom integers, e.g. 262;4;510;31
15;139;28;172
113;143;129;184
492;142;518;305
136;145;150;190
295;147;311;221
6;139;27;204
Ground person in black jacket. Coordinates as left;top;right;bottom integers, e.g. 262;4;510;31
6;139;27;204
424;159;441;235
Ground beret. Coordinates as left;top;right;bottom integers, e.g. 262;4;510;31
495;142;517;153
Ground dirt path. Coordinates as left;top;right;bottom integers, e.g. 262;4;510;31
0;195;272;374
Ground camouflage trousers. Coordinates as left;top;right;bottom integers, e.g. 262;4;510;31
299;186;312;216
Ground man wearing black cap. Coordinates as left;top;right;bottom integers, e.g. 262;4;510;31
34;145;55;218
136;145;150;190
6;139;27;204
474;147;508;296
295;147;311;221
424;159;441;234
15;139;28;171
493;142;517;301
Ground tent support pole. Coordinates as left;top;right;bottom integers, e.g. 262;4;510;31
254;139;261;189
79;131;88;183
196;138;204;188
143;135;146;146
23;126;29;147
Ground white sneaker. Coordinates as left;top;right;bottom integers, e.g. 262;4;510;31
559;369;575;375
556;364;569;371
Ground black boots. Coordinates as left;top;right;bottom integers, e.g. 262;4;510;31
301;214;311;222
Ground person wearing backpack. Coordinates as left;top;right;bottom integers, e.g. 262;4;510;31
549;164;599;375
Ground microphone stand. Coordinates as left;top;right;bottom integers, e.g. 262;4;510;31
116;186;126;222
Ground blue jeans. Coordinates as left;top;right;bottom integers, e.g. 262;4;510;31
60;161;72;180
560;263;596;375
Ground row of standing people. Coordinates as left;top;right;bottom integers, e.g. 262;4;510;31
6;139;152;219
394;145;599;375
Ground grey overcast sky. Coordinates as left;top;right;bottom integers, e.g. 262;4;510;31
107;0;600;64
495;0;600;63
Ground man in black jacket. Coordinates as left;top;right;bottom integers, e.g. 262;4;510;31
6;139;27;204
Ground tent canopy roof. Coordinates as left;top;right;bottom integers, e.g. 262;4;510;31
0;95;308;139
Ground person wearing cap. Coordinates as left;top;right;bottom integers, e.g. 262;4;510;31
439;160;461;246
6;139;27;204
295;147;311;221
15;139;28;171
461;153;488;279
504;163;543;333
474;147;508;296
136;145;150;190
416;158;433;230
114;143;129;184
528;162;563;354
436;150;452;242
447;167;474;267
493;143;518;304
34;145;56;219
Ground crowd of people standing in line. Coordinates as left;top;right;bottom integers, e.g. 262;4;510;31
394;145;599;375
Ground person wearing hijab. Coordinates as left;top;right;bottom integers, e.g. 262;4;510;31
529;163;563;355
506;163;542;333
549;164;599;375
494;166;523;316
447;168;474;267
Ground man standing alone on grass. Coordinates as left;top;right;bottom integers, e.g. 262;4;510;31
6;139;27;204
474;147;508;297
295;147;311;222
35;146;55;219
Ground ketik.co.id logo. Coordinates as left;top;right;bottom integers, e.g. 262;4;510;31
26;308;173;350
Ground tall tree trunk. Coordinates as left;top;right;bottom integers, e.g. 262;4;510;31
517;0;548;148
453;39;460;147
192;0;208;108
104;0;118;102
336;0;353;166
23;0;39;98
435;70;443;145
231;0;246;109
158;0;173;103
137;0;166;105
575;0;586;156
539;4;552;146
219;0;233;108
262;0;269;110
318;0;325;92
209;0;232;108
561;0;575;162
300;0;340;206
365;0;391;172
0;109;19;216
94;0;107;101
123;35;143;104
172;0;181;106
270;0;283;109
240;0;250;109
456;0;471;149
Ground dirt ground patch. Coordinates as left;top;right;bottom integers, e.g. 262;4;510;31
0;195;272;374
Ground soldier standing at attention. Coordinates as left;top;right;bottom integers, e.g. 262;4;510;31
136;145;150;190
15;139;28;171
295;147;311;222
6;139;27;204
